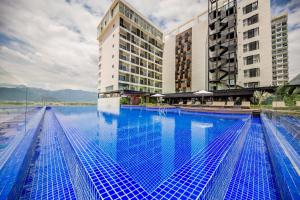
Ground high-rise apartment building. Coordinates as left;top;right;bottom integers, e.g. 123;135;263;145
98;0;280;104
236;0;273;89
163;13;208;93
271;13;288;86
97;0;164;94
208;0;272;91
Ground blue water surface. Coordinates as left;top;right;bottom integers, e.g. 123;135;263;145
54;106;248;192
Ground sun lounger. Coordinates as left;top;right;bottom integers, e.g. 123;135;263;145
225;101;235;107
194;101;201;105
186;101;192;105
211;101;225;107
296;101;300;107
272;101;286;108
241;101;250;109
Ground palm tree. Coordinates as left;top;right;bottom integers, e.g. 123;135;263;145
253;91;272;106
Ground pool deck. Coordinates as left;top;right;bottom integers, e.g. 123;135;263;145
180;107;260;115
121;104;260;114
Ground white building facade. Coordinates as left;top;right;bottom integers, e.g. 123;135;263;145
271;13;289;86
236;0;273;88
97;0;164;94
98;0;279;100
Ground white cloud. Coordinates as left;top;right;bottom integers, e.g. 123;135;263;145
0;0;299;91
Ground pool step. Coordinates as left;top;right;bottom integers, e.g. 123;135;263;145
19;110;76;200
148;116;251;199
224;117;280;200
261;113;300;200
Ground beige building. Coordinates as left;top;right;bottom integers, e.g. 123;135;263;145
97;0;163;94
236;0;273;88
271;13;288;86
163;13;208;93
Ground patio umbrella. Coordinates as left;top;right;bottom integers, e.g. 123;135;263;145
193;90;213;104
151;93;165;105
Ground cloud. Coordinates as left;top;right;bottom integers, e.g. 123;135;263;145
0;0;110;91
0;0;299;91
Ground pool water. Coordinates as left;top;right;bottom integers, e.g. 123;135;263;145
1;106;299;199
55;106;245;192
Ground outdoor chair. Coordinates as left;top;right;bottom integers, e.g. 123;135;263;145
296;101;300;107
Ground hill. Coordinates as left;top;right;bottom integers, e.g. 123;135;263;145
0;84;97;102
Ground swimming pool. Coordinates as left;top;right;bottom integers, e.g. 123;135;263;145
1;106;299;199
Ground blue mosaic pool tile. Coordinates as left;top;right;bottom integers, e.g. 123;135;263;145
224;117;280;200
55;114;149;199
262;113;300;200
19;111;76;200
149;119;247;199
0;108;45;199
95;107;248;193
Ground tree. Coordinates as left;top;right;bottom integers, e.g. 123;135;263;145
253;91;272;106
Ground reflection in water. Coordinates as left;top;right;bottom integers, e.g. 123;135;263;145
55;106;242;193
96;108;229;192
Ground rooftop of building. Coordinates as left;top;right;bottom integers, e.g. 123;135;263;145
271;12;288;22
97;0;163;35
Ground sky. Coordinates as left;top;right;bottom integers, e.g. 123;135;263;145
0;0;299;92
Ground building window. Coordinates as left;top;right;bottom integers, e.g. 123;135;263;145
243;14;259;26
244;54;260;65
244;82;259;88
105;85;113;92
243;41;259;52
112;75;114;78
243;27;259;39
112;54;114;58
243;1;258;14
244;68;260;78
112;64;114;68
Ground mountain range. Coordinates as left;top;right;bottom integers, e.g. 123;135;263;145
0;84;97;102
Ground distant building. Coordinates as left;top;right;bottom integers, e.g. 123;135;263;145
97;0;163;94
271;13;289;86
163;13;208;93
